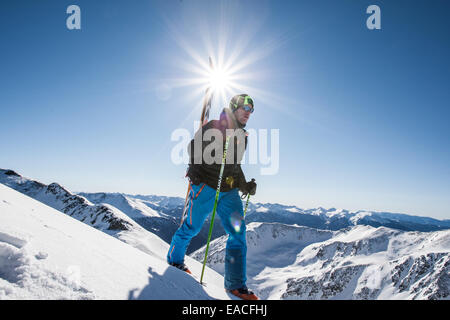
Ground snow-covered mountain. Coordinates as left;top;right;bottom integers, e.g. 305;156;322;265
2;168;450;256
0;183;230;299
245;203;450;232
191;222;450;300
0;169;169;259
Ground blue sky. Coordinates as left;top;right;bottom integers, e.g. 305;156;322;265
1;0;449;219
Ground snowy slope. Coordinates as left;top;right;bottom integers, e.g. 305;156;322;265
191;222;450;300
0;183;231;300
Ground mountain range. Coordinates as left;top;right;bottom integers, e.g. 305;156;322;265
2;168;449;254
1;168;449;299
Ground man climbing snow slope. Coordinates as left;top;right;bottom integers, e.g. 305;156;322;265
167;94;258;300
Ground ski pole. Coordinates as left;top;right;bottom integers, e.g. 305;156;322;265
241;178;254;218
200;135;231;285
243;194;251;218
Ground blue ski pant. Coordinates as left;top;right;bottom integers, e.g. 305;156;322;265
167;183;247;290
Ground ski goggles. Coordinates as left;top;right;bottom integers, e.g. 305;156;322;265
240;104;254;113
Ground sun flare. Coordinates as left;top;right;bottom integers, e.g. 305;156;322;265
208;66;231;91
163;3;287;119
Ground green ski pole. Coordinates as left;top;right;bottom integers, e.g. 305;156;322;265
243;194;251;218
242;179;254;218
200;135;231;285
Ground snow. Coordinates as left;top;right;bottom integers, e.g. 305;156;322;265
77;192;162;219
348;211;373;224
0;183;232;300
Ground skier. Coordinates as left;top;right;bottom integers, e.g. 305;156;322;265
167;94;258;300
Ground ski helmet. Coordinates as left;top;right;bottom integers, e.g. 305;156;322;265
229;94;254;113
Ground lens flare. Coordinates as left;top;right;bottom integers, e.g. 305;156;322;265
229;213;243;233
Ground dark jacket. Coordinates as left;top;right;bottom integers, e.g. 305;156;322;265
187;108;248;192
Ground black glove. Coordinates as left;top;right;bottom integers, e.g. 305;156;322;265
240;178;256;197
186;165;203;185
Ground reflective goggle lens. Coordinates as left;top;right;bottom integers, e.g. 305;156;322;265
241;105;254;113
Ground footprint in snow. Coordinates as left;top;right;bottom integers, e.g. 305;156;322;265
35;252;48;260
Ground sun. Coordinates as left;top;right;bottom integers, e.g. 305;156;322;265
181;55;237;109
208;66;231;92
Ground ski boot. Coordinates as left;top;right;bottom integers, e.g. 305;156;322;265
227;287;259;300
169;262;192;274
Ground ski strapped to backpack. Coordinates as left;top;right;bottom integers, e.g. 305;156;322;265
179;57;215;228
